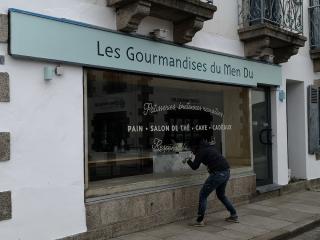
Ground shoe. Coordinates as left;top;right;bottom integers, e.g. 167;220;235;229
225;215;239;223
189;220;205;227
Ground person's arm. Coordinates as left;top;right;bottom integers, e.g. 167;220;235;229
187;150;205;170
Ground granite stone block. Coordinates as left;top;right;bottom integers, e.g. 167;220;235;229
99;195;146;227
182;186;200;207
145;191;173;216
0;132;10;161
86;203;102;230
0;14;8;43
0;72;10;102
0;191;11;221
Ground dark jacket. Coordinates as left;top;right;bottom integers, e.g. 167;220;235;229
187;142;230;172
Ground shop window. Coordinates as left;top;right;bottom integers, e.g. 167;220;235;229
86;70;252;182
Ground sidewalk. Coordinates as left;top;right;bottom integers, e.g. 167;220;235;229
111;189;320;240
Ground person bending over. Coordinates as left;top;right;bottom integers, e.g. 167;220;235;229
183;136;239;226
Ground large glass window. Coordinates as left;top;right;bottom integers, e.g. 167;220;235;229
86;69;251;182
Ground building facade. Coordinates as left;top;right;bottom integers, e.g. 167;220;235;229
0;0;320;239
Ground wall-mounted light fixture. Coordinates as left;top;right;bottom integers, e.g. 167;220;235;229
44;66;54;81
43;65;63;81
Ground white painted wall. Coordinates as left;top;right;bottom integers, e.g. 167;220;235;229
271;86;289;185
286;80;307;179
272;0;320;182
0;55;87;240
1;0;320;239
0;1;107;239
281;0;320;180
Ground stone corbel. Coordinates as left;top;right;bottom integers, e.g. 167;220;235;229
174;17;205;44
243;37;274;63
108;0;216;44
115;1;151;32
273;45;300;64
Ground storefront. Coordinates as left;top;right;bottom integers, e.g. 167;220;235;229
4;7;282;239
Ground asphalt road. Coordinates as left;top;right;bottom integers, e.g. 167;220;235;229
289;226;320;240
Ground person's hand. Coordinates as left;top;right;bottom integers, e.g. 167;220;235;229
182;157;191;164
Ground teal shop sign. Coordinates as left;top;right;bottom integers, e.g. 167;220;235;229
9;9;281;86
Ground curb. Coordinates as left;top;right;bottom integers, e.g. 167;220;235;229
251;215;320;240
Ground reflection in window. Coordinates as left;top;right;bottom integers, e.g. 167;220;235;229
87;70;251;181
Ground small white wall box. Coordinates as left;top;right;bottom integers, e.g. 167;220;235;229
150;29;168;39
44;66;54;81
55;66;63;76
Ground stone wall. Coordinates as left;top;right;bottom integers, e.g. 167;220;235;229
61;173;255;240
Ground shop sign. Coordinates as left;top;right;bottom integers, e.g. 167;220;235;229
9;9;281;86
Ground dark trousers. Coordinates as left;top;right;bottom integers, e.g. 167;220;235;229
198;169;237;217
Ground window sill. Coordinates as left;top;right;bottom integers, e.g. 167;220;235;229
85;166;254;202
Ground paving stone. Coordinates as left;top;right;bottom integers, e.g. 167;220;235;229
244;203;279;213
198;212;234;228
142;223;191;239
254;198;286;207
165;229;229;240
236;207;274;218
282;215;320;233
295;191;320;197
185;222;225;234
290;226;320;240
288;198;320;207
0;191;11;221
112;232;161;240
208;219;235;227
235;214;292;231
270;209;315;223
223;223;269;238
216;229;254;240
280;203;320;214
251;229;289;240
